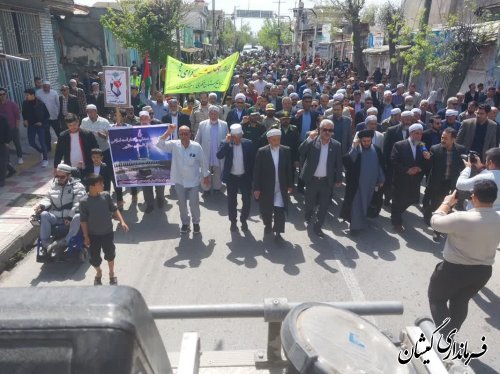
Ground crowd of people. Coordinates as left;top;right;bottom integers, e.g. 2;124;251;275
1;51;500;336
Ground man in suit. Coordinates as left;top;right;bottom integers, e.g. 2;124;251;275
292;93;319;142
161;97;191;138
456;103;498;162
54;113;98;172
327;101;352;156
382;110;414;206
226;93;249;126
86;82;108;118
299;119;343;237
59;85;80;129
391;123;431;231
422;116;444;149
217;124;255;232
82;148;112;193
253;129;293;242
195;105;228;195
423;128;465;234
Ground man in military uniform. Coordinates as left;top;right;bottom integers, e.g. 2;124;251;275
262;103;281;130
276;111;300;178
242;111;267;153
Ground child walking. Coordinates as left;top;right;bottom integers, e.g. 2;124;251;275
80;174;129;285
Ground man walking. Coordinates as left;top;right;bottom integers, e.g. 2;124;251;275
253;129;293;242
341;129;385;235
157;125;210;234
428;180;500;337
22;88;49;167
299;119;343;237
36;81;60;152
217;124;255;232
0;87;23;166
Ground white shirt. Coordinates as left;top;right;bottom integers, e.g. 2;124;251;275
169;112;179;140
408;138;417;159
93;165;101;175
36;89;60;120
69;132;84;167
270;146;284;208
231;144;245;175
253;79;268;95
456;167;500;210
156;139;209;188
313;142;329;177
81;116;111;151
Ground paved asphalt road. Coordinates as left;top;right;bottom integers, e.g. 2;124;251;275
0;187;498;373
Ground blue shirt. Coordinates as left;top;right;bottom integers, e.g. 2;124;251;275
300;111;312;140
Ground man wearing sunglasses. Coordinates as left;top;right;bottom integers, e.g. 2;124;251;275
299;119;343;237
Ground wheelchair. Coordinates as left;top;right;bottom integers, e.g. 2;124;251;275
31;214;88;263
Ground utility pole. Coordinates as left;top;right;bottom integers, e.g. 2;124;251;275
274;0;283;52
294;0;303;59
212;0;217;59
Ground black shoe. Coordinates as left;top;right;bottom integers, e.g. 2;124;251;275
202;191;210;198
144;204;154;214
193;224;200;234
432;231;441;242
230;222;238;231
241;221;249;232
274;232;284;242
264;226;272;235
349;229;360;237
6;167;16;178
384;199;391;207
305;214;313;225
180;224;190;233
314;227;325;238
157;198;164;208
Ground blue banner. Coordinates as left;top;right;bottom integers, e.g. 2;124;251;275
108;125;172;187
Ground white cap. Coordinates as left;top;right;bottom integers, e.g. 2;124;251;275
266;128;281;137
384;90;392;96
411;108;422;115
208;105;220;113
86;104;97;111
401;110;413;118
391;108;401;115
69;79;76;84
445;109;458;117
408;123;424;133
208;92;217;98
289;93;299;99
366;107;378;115
365;115;378;123
303;88;312;95
91;82;99;86
234;93;246;102
56;163;73;173
332;93;344;101
230;124;243;135
139;110;150;117
397;83;405;89
42;80;51;85
337;89;346;94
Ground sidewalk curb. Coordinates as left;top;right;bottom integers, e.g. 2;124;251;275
0;223;38;273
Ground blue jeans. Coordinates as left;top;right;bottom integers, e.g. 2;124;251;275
27;123;47;160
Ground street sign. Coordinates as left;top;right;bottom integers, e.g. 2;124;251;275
236;9;274;18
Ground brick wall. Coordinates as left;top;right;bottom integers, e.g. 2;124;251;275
39;7;60;89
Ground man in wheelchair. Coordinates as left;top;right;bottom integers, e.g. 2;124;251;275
34;163;87;258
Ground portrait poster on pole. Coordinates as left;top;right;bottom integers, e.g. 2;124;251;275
103;66;130;107
108;125;173;187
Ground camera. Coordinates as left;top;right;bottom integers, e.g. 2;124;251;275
460;150;480;163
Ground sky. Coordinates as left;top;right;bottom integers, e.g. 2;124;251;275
75;0;381;34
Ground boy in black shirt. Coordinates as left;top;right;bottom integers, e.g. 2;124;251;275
80;174;128;285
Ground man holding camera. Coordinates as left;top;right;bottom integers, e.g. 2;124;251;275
456;147;500;210
428;180;500;337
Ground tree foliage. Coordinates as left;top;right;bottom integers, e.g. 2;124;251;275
257;19;293;51
220;21;255;52
360;3;378;26
101;0;188;67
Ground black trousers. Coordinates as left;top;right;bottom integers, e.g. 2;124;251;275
88;232;116;267
423;180;452;225
305;177;331;228
0;144;7;186
143;186;165;207
227;174;251;224
262;206;285;233
390;196;413;226
428;261;492;337
45;119;61;151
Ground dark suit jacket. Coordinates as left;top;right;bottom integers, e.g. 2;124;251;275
161;112;191;132
82;161;112;191
59;95;80;121
86;92;107;117
456;118;498;160
422;128;442;148
383;124;407;165
54;129;98;169
391;139;426;203
292;110;320;135
217;138;255;185
426;143;466;192
328;115;353;155
226;108;249;126
299;137;343;187
253;145;293;213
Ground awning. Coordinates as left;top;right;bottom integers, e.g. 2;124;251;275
363;45;410;55
47;0;89;15
181;47;204;53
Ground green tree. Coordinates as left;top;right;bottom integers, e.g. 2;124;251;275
360;3;378;26
101;0;189;90
376;1;405;85
257;19;292;51
330;0;368;79
397;2;493;96
220;21;255;52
